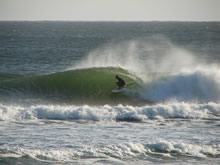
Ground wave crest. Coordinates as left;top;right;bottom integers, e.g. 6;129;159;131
1;140;219;162
141;67;220;102
1;102;219;121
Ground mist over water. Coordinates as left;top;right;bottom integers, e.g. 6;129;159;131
75;36;200;73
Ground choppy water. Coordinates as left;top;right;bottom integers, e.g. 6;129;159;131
0;21;220;164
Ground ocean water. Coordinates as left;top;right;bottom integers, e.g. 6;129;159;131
0;21;220;164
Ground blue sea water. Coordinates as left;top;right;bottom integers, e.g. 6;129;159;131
0;21;220;164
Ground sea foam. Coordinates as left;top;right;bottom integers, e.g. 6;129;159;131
141;67;220;102
2;140;219;162
0;102;219;121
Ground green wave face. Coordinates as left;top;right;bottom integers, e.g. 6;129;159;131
0;67;141;105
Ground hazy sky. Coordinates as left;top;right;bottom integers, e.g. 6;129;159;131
0;0;219;21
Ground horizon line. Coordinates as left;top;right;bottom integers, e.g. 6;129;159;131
0;20;219;22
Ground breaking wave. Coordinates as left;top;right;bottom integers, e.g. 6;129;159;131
0;66;220;105
140;67;220;102
1;140;219;163
0;102;219;121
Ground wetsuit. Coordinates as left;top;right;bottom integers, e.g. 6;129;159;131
115;75;126;89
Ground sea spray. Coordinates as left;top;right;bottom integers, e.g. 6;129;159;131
141;66;220;102
73;37;200;73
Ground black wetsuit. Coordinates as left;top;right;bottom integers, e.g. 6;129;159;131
115;75;126;89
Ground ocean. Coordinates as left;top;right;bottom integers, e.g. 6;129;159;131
0;21;219;164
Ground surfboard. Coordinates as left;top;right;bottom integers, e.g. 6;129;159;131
112;88;125;93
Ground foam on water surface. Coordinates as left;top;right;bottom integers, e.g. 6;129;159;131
0;102;219;121
1;140;219;163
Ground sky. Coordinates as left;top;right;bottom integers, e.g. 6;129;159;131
0;0;219;21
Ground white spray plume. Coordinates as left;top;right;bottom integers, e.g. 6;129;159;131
142;66;220;102
73;36;200;73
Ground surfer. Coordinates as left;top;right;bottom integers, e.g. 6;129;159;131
115;75;126;89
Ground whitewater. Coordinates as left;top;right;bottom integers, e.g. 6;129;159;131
0;21;220;164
